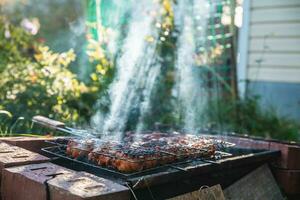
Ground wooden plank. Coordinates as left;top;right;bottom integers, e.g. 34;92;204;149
252;0;300;8
168;185;225;200
247;67;300;83
251;7;300;23
223;165;283;200
248;53;300;68
250;23;300;37
249;38;300;52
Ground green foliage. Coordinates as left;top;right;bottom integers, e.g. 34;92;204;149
0;110;13;135
0;16;34;72
0;110;25;136
86;37;115;93
0;17;92;131
206;96;300;142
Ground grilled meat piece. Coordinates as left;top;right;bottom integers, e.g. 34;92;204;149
66;134;219;173
66;139;95;159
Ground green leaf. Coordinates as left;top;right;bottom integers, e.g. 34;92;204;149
0;110;12;118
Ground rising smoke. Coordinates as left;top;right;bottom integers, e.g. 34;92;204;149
91;0;162;138
91;0;212;139
173;0;210;132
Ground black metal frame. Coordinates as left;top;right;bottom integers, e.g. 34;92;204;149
42;145;231;180
42;143;279;184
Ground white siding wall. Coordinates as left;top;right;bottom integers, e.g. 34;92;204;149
246;0;300;83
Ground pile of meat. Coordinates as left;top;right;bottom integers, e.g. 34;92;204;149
66;132;217;173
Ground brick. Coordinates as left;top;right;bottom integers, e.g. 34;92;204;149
0;142;17;152
48;172;130;200
269;142;300;169
0;136;60;154
0;145;50;170
273;168;300;195
220;136;270;150
1;162;74;200
249;139;270;150
0;142;50;191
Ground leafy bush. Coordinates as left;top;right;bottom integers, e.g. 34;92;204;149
0;17;93;131
206;96;300;142
0;16;34;72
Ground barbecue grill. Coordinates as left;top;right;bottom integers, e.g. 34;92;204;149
42;137;279;199
33;116;280;199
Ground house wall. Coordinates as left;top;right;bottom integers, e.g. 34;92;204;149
238;0;300;120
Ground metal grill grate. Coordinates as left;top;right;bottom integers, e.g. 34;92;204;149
42;135;234;179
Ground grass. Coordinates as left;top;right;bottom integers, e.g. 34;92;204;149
206;96;300;142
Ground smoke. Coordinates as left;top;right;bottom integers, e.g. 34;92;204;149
91;0;162;138
173;0;210;133
91;0;214;138
99;0;132;58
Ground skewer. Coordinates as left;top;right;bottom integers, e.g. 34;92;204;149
32;115;98;138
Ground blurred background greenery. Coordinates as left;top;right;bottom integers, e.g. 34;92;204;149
0;0;299;141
